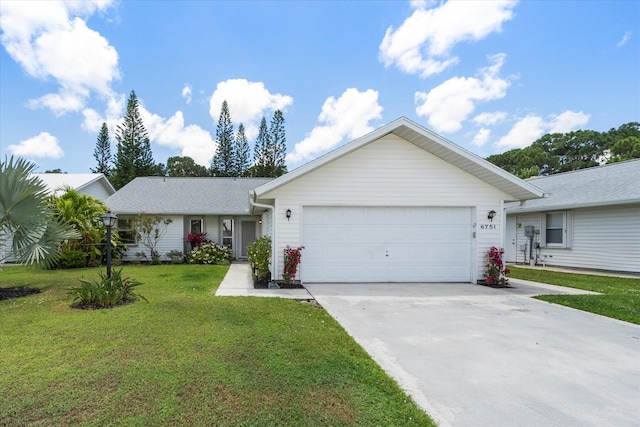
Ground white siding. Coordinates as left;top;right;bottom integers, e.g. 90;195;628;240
510;213;541;264
508;204;640;273
261;135;512;282
122;215;183;260
80;181;112;201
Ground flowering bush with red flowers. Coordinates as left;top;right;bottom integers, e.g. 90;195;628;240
484;246;511;286
282;245;305;284
187;232;208;248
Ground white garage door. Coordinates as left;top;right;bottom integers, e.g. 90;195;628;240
302;206;472;283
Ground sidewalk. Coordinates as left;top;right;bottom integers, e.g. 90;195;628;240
215;262;313;299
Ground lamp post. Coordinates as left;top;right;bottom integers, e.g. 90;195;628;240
101;211;117;278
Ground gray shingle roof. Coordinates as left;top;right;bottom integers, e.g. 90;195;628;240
105;177;274;215
506;159;640;213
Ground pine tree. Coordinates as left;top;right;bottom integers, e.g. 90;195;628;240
252;116;269;177
210;100;235;177
235;123;251;177
91;122;112;177
269;110;287;177
112;91;155;189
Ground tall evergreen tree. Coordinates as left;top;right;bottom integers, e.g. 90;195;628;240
252;116;269;177
112;91;155;189
91;122;111;177
235;123;251;177
210;100;235;177
269;110;287;177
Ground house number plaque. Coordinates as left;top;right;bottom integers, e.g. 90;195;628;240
480;224;497;230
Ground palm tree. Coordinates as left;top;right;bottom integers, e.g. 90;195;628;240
0;156;77;267
50;187;108;264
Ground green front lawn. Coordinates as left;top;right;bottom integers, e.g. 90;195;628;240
0;265;434;426
508;266;640;324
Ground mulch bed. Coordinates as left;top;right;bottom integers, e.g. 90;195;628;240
477;280;513;289
253;280;304;289
0;287;43;301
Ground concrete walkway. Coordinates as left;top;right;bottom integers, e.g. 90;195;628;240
215;262;313;299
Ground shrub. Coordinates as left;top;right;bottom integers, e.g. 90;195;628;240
187;242;232;265
58;250;87;269
483;246;510;286
187;232;209;249
247;236;271;284
68;269;146;308
166;250;184;264
282;245;304;284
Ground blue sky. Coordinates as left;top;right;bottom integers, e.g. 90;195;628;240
1;0;638;173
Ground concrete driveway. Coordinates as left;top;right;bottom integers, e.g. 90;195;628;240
304;280;640;427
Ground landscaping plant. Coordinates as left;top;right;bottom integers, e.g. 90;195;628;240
282;245;304;284
247;235;272;284
484;246;510;286
68;268;146;308
132;214;173;261
187;242;232;265
187;232;209;249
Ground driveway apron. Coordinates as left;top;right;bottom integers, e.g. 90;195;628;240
304;281;640;427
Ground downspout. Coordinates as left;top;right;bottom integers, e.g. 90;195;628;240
249;191;276;281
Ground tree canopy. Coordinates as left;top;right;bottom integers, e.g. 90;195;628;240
112;91;155;189
211;100;236;177
166;156;209;177
486;122;640;178
92;122;112;177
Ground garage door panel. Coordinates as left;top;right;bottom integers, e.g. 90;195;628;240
302;206;472;283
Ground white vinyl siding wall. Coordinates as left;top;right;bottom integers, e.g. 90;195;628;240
260;134;511;282
509;205;640;273
542;206;639;272
79;182;113;201
121;215;183;261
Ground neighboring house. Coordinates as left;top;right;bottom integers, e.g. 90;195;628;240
33;173;116;200
105;117;545;282
104;177;273;260
504;159;640;273
1;173;115;263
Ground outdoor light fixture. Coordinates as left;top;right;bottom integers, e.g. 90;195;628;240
286;209;292;221
100;210;117;278
488;210;497;222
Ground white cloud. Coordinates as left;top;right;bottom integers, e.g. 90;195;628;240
287;88;383;164
472;111;507;126
415;53;510;133
8;132;64;159
81;92;126;134
182;84;192;104
140;107;216;167
0;0;119;115
471;128;491;147
208;79;293;140
547;110;590;134
379;0;517;78
494;110;590;151
616;31;631;47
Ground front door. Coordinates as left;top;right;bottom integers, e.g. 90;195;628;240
505;216;517;263
240;221;256;258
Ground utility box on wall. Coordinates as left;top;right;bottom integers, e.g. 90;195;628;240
524;226;534;237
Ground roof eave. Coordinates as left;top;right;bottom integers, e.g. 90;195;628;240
506;198;640;214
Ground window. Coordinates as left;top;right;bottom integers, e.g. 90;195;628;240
545;212;566;247
117;219;136;244
190;218;203;234
222;219;233;248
